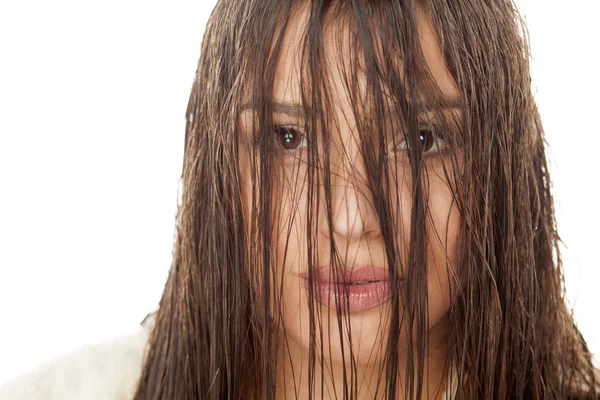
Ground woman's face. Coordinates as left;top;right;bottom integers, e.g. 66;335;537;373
239;4;461;369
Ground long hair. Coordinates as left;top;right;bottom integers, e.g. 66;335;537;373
132;0;600;398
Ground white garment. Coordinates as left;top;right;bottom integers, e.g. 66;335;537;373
0;313;155;400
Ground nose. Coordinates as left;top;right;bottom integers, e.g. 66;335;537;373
322;152;380;242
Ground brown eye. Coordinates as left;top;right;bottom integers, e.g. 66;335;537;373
419;127;437;153
396;125;447;155
274;125;306;151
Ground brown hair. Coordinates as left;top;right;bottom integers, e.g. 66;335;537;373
132;0;600;398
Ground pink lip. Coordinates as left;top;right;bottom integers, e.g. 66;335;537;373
300;265;403;312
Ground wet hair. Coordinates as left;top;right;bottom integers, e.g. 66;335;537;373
132;0;600;399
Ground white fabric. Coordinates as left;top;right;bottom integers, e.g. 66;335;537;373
0;315;155;400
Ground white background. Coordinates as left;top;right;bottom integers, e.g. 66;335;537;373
0;0;598;386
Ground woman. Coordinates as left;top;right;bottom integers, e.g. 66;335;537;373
1;0;597;399
132;0;600;398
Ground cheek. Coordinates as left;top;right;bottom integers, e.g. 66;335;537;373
391;159;459;316
427;168;460;257
274;165;310;274
424;164;460;316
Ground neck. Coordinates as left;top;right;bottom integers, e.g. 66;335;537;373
276;315;449;399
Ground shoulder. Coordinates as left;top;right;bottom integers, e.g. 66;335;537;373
0;311;157;400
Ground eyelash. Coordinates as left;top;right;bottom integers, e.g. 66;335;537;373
269;124;449;158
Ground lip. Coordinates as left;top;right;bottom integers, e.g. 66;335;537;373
300;265;403;312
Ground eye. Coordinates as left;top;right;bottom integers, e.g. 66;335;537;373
274;125;307;151
396;125;448;155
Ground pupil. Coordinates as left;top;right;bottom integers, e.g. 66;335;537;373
419;130;434;152
284;131;294;144
277;126;300;150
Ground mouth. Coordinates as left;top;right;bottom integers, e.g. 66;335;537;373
343;280;380;285
300;265;403;312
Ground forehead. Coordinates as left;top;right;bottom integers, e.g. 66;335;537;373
268;3;460;111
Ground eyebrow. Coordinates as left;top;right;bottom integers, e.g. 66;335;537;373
240;101;306;117
239;97;463;118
